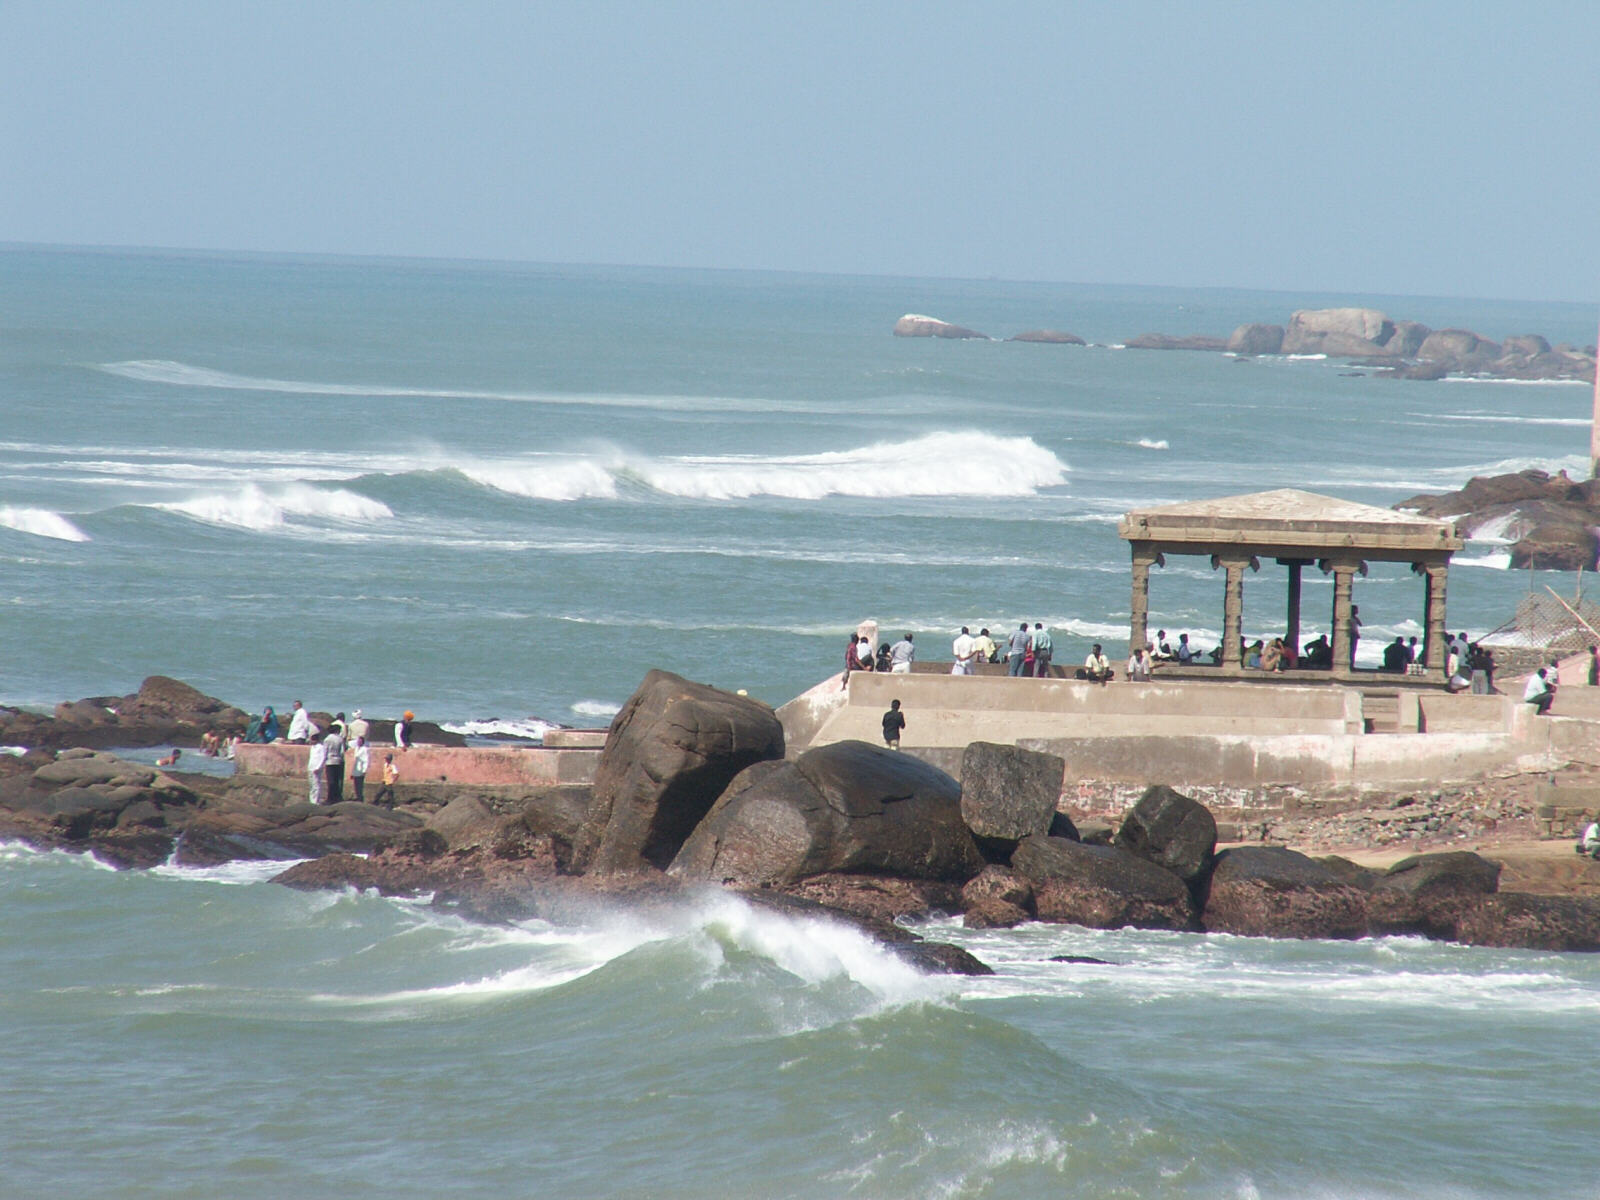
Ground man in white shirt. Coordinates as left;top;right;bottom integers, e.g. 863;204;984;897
287;700;313;743
1523;667;1555;715
952;626;976;675
889;633;915;674
306;736;328;804
1083;643;1113;685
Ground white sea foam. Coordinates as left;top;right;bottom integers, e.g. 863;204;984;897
571;700;621;719
151;483;393;530
1464;511;1525;544
150;857;307;885
1135;438;1169;450
97;359;807;413
1432;413;1591;427
440;718;563;741
0;506;90;542
1441;375;1589;386
1454;552;1513;570
0;746;27;757
455;432;1067;503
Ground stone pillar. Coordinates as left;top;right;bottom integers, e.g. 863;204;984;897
1424;564;1448;672
1221;561;1246;668
1285;562;1303;658
1131;553;1153;654
1330;564;1355;674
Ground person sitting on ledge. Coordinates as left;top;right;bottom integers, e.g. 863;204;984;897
1382;636;1409;673
1153;630;1176;662
1080;643;1114;684
1176;633;1194;665
1302;635;1332;669
1579;818;1600;859
1127;643;1153;681
1260;638;1283;672
1244;639;1264;670
1523;666;1556;715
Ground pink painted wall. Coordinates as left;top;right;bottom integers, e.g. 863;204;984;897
234;742;598;787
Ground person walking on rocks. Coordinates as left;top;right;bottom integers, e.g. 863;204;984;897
1007;622;1031;676
306;735;328;805
321;724;346;803
374;753;399;807
889;633;915;674
349;735;369;803
882;699;906;749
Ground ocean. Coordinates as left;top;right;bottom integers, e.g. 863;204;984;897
3;246;1598;1196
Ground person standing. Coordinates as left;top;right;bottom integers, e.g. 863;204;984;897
322;725;346;804
842;635;863;689
395;710;414;750
373;753;399;807
348;709;370;742
287;700;312;744
1031;622;1053;677
306;736;328;805
952;626;976;675
1347;605;1362;667
1588;645;1599;687
889;633;915;674
1007;622;1031;677
348;735;369;803
881;699;906;749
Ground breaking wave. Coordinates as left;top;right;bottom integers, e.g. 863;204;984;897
571;700;622;720
440;718;565;741
150;483;393;530
457;432;1066;502
0;507;90;542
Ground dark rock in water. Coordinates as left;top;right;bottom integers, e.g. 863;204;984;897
778;872;963;923
1388;320;1432;358
1049;954;1115;965
173;795;423;867
737;888;992;975
959;741;1065;855
962;864;1034;911
1418;328;1502;369
670;739;983;886
1367;851;1502;939
895;940;993;976
1114;784;1217;884
1203;846;1368;940
964;898;1030;929
1379;361;1451;381
1281;308;1400;358
1008;329;1086;345
1453;893;1600;952
892;314;989;340
1012;834;1195;931
1395;468;1600;571
0;675;252;751
575;669;784;874
1124;333;1228;351
1226;323;1284;355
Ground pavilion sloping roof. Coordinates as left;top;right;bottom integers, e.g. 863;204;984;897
1118;488;1462;554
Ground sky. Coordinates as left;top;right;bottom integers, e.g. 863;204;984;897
3;1;1597;301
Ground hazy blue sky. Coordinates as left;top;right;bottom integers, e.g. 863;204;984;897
4;2;1596;300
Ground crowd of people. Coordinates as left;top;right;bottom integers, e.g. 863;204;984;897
235;701;415;805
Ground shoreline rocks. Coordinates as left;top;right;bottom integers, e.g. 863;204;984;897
1396;467;1600;570
12;673;1600;960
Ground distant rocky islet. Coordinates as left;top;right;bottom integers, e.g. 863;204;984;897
893;307;1597;383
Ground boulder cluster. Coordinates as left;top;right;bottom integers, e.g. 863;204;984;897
9;669;1600;968
1397;467;1600;571
892;308;1596;382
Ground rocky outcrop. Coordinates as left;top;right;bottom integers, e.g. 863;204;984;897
575;670;784;874
961;864;1035;929
1454;893;1600;952
1418;328;1502;368
774;873;964;924
1396;468;1600;571
1366;851;1502;939
958;742;1065;857
1011;835;1195;930
1124;333;1228;351
1282;308;1401;357
1226;323;1284;355
0;676;252;751
893;314;989;339
1008;330;1086;345
1114;785;1217;884
669;740;983;886
1202;846;1368;939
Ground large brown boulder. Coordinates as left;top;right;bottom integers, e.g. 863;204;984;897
1282;308;1399;357
893;314;989;339
1203;846;1368;940
1011;835;1195;931
959;742;1065;854
1388;320;1432;358
575;670;784;874
1226;323;1284;355
1418;328;1501;368
669;740;983;886
1366;850;1502;939
1114;785;1217;883
961;864;1035;929
775;873;964;924
1454;893;1600;952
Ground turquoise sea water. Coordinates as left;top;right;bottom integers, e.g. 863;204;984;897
4;247;1598;1195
